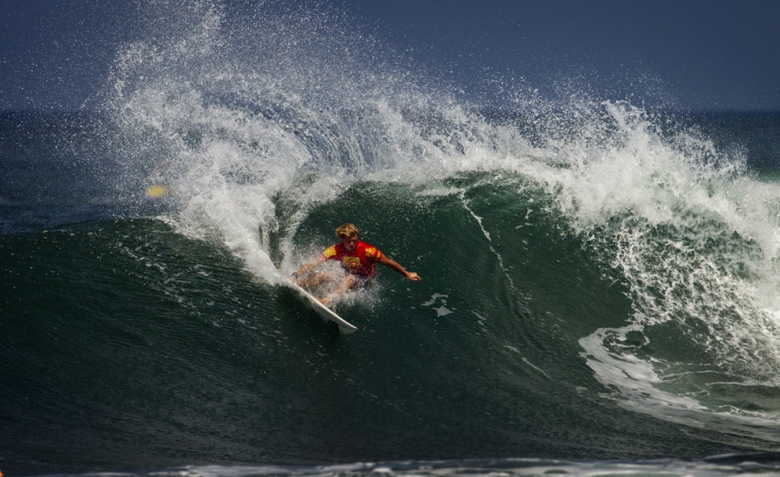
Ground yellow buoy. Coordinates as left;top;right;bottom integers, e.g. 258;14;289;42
146;185;170;198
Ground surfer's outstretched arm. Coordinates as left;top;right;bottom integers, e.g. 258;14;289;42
378;255;421;281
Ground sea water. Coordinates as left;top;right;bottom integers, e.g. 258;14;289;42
4;1;780;476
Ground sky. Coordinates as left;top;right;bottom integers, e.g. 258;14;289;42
1;0;779;111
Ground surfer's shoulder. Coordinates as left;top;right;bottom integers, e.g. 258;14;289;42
323;245;338;258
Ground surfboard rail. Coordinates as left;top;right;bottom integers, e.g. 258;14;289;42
287;279;358;334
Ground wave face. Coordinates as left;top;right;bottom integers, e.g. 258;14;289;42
4;1;780;475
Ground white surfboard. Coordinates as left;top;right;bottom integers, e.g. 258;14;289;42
287;279;358;334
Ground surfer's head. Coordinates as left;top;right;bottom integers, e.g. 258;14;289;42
335;223;359;239
336;223;359;252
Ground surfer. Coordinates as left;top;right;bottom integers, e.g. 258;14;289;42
292;223;421;305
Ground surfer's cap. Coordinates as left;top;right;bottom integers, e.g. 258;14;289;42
335;223;359;238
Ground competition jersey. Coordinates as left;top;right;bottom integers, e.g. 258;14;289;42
323;240;384;277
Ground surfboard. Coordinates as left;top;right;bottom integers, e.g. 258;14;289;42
287;279;358;334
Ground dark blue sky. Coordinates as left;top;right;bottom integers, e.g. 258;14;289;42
2;0;779;111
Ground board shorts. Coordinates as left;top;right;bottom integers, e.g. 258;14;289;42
350;275;373;290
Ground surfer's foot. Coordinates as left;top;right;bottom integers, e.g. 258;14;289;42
318;296;333;307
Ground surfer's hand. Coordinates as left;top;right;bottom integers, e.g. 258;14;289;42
406;272;421;281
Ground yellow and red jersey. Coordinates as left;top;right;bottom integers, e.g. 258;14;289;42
322;240;384;277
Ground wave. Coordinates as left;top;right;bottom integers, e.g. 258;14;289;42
94;0;780;436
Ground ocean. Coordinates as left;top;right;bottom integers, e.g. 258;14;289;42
4;2;780;476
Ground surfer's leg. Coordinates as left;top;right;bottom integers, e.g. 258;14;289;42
319;274;358;306
297;272;333;287
335;274;358;296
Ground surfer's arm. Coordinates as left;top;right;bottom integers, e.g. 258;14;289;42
378;255;421;281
